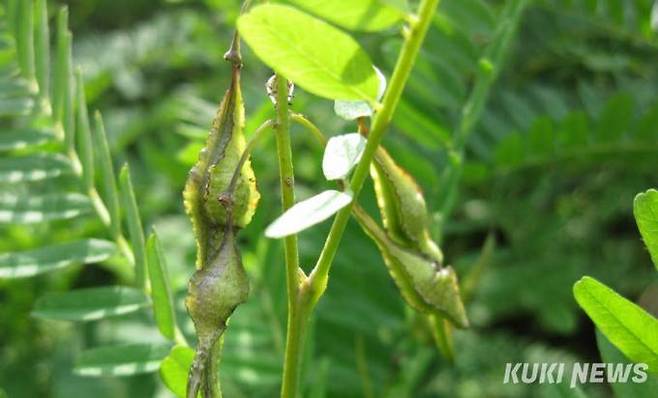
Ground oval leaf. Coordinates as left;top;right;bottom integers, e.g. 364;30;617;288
0;239;116;279
634;189;658;270
0;153;72;182
573;277;658;373
265;190;353;238
0;192;92;224
75;343;172;377
32;286;149;321
287;0;404;32
322;133;367;180
238;4;379;101
160;345;195;398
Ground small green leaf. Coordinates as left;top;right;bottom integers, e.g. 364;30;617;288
32;286;149;321
119;164;147;288
94;112;121;239
75;69;94;191
75;343;172;377
0;128;53;151
0;153;71;182
0;192;92;224
287;0;404;32
322;133;367;180
160;345;195;398
634;189;658;270
265;190;353;238
0;239;116;279
238;4;379;101
573;276;658;373
146;231;177;340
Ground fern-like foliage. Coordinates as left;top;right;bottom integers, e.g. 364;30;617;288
0;0;182;387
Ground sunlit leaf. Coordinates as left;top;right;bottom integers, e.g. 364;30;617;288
75;343;172;377
238;4;379;101
573;277;658;373
322;133;367;180
265;190;353;238
32;286;149;321
0;239;116;279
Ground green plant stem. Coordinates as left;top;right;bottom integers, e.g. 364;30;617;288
307;0;440;301
275;74;307;398
206;336;224;398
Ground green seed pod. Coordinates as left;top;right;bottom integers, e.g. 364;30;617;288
183;67;260;267
185;226;249;398
370;148;442;262
355;207;468;328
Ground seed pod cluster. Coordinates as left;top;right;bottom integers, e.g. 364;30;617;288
183;60;259;398
366;148;468;328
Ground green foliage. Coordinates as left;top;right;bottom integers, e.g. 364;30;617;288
2;0;658;397
238;4;380;100
574;276;658;372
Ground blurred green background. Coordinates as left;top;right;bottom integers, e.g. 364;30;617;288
1;0;658;397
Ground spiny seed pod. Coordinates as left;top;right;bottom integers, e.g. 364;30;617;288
370;148;442;262
185;226;249;398
183;66;260;267
362;147;468;327
355;207;468;328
